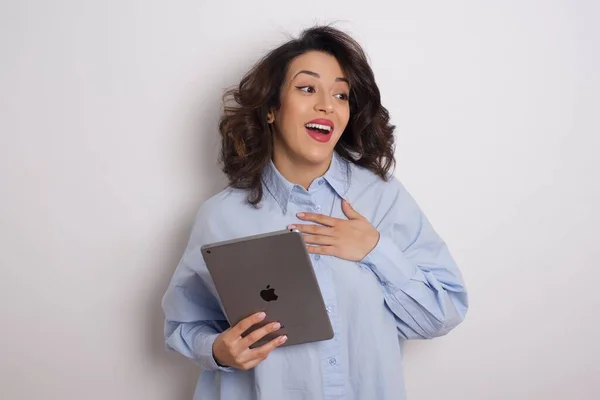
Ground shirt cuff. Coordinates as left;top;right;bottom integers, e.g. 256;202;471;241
360;234;418;291
195;331;234;372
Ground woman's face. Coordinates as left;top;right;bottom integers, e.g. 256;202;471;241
271;51;351;169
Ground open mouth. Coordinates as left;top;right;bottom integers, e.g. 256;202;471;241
304;119;334;143
304;123;333;135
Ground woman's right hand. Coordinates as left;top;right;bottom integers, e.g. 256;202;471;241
212;312;288;370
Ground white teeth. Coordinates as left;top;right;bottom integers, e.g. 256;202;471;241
305;123;332;132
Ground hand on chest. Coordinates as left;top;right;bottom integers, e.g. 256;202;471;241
288;196;380;263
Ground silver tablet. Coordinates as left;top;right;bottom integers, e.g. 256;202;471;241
201;228;334;348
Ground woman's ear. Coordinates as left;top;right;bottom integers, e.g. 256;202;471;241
266;111;274;124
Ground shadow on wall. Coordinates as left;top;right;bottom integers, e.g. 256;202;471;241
146;86;229;399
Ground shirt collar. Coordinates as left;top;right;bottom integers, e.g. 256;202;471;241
322;151;351;199
262;151;351;213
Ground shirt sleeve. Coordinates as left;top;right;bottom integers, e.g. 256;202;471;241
161;207;234;372
359;178;469;340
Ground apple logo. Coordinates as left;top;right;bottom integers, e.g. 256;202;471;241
260;285;278;302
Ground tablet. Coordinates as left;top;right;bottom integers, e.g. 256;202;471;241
201;228;334;348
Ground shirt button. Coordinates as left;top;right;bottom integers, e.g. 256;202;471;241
318;179;324;185
329;358;337;366
315;205;321;211
314;255;321;261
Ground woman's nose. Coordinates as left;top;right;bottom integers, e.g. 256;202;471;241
314;94;334;114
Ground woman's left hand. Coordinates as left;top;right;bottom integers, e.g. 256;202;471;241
289;200;380;262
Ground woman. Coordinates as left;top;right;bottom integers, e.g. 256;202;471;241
162;25;468;400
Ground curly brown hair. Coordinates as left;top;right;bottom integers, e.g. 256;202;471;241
218;25;396;206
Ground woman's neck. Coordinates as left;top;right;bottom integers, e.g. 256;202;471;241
272;152;333;190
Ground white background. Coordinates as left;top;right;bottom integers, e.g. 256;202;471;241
1;1;599;399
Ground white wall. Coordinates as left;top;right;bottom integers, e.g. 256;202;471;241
1;1;598;399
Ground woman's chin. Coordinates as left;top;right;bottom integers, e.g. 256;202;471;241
298;148;335;166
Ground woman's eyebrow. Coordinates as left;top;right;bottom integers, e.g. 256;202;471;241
293;70;349;84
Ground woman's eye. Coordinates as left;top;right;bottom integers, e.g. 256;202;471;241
335;93;349;101
296;86;315;93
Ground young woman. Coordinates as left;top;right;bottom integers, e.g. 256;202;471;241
162;25;468;400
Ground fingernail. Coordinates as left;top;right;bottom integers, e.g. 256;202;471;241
297;212;305;218
257;312;266;320
288;224;296;229
273;322;281;330
280;335;288;343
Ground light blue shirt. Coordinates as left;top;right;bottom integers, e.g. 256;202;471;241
162;152;468;400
